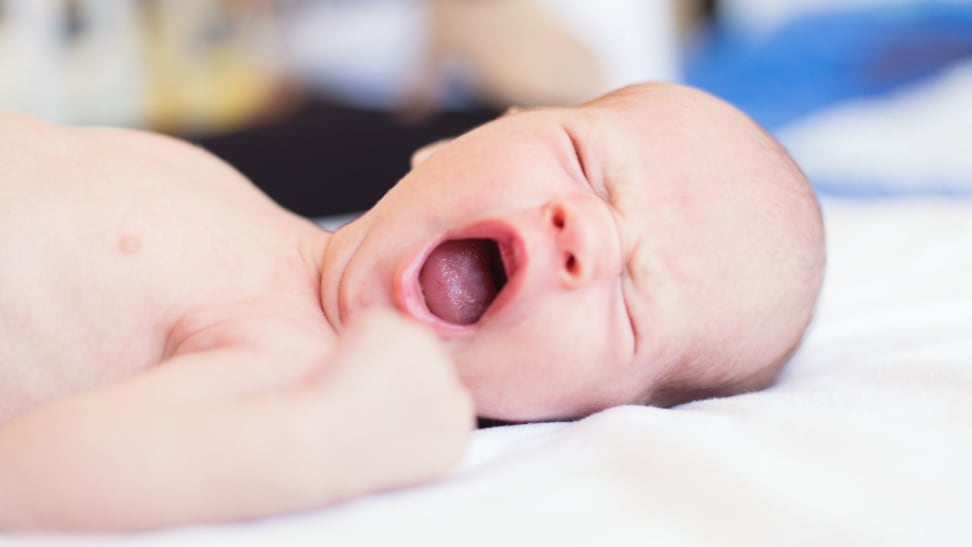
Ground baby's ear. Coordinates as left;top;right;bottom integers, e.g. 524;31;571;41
410;138;452;169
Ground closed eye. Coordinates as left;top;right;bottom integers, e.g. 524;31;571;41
621;283;638;356
564;127;592;190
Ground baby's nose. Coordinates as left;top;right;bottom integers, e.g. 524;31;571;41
544;199;606;289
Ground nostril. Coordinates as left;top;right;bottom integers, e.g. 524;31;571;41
565;253;578;274
551;209;565;229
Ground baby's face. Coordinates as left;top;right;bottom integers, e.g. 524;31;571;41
323;84;817;421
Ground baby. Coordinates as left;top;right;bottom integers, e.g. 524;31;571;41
0;83;824;531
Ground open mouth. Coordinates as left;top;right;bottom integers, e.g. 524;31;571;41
418;238;511;325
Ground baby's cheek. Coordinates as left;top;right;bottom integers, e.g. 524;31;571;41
445;339;545;420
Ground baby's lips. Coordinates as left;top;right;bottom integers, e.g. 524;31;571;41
394;218;527;335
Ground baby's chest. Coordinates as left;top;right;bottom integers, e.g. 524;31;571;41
0;183;288;352
0;227;175;411
0;175;323;397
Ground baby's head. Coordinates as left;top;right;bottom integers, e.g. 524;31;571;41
322;83;825;421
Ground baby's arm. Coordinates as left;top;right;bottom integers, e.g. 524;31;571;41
0;311;473;531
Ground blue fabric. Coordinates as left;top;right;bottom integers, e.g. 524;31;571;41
812;180;972;200
684;2;972;131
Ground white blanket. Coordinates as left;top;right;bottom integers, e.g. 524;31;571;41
9;198;972;547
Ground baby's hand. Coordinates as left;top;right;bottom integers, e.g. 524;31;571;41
315;309;474;493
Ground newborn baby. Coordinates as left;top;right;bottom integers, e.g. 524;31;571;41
0;83;824;531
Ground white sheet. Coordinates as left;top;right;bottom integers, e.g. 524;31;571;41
8;198;972;547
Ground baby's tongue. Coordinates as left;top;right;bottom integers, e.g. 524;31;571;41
419;239;500;325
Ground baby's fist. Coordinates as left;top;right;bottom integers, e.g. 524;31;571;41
322;309;474;490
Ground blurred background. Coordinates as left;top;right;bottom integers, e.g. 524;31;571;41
1;0;970;217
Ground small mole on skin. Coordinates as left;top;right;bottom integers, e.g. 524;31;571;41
118;235;143;255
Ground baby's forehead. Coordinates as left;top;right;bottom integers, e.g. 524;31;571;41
580;89;784;201
581;84;767;147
